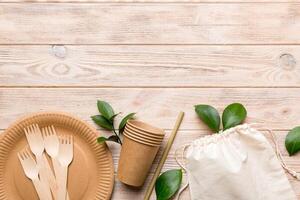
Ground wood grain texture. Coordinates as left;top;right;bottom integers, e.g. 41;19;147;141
1;88;300;130
0;3;300;44
112;173;300;200
0;0;299;3
1;0;300;199
0;45;299;87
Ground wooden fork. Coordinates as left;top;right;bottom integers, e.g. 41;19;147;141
42;126;60;178
42;126;70;200
57;135;73;200
24;124;53;199
18;147;52;200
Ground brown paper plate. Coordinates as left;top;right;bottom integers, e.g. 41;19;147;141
0;112;114;200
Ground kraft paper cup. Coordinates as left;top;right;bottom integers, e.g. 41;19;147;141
127;120;165;137
124;129;163;143
124;131;162;146
125;125;164;140
117;135;161;187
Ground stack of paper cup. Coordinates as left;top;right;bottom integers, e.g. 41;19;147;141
117;120;165;187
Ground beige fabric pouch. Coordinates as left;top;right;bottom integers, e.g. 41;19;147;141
180;124;296;200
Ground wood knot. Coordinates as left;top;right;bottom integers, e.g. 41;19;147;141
52;45;67;59
52;63;70;75
278;53;296;71
281;108;290;115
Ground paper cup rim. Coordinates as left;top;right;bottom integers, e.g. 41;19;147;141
124;129;163;143
127;120;165;136
126;131;163;142
124;134;161;147
124;133;161;146
125;125;164;139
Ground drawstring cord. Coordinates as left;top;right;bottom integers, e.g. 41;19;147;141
267;129;300;180
175;144;190;200
245;124;300;180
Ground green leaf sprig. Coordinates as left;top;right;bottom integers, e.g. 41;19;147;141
194;103;247;133
91;100;135;145
285;126;300;156
155;169;182;200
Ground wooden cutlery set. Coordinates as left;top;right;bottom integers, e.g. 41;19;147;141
18;124;73;200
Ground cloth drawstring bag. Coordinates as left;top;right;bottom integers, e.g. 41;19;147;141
176;124;297;200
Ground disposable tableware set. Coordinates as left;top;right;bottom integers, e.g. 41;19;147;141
18;124;73;200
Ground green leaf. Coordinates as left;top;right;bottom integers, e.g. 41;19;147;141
195;105;220;132
97;136;108;143
91;115;113;130
155;169;182;200
97;135;120;144
285;126;300;156
97;100;115;120
110;112;120;120
222;103;247;130
119;113;136;134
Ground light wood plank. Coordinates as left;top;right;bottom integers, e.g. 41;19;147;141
112;174;300;199
0;0;299;3
0;45;299;87
1;88;300;130
0;4;300;44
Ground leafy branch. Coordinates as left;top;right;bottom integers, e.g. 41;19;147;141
91;100;135;145
194;103;247;133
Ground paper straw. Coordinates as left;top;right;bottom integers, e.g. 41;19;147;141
143;111;185;200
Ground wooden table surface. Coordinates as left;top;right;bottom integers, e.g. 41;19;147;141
0;0;300;199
